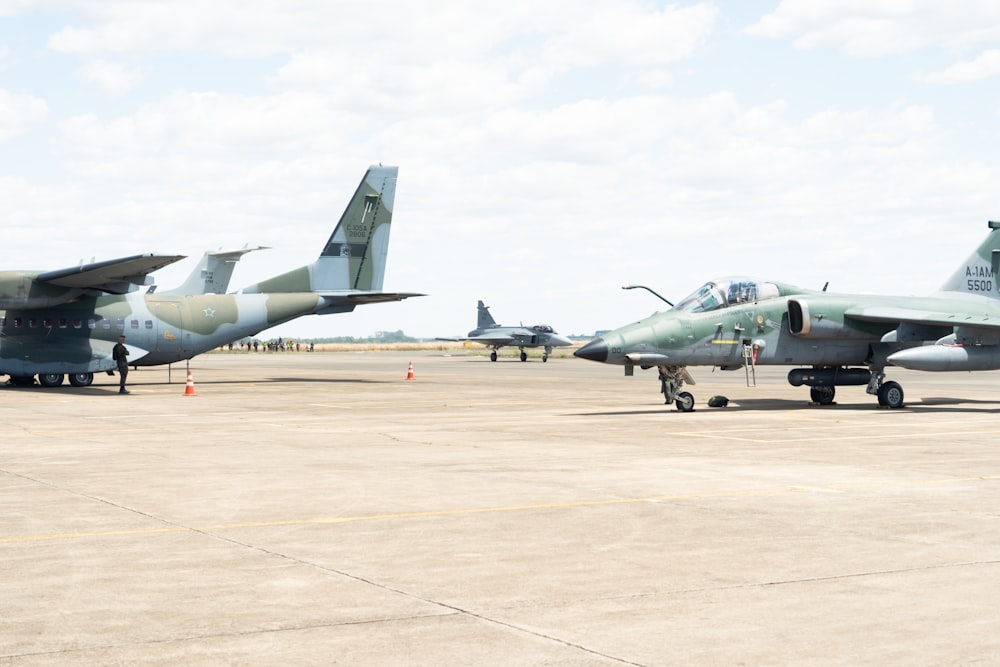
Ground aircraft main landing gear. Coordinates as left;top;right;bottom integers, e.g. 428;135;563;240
38;373;64;387
809;386;836;405
876;380;904;409
69;373;94;387
867;369;905;409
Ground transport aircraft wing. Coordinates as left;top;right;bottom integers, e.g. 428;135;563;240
36;254;187;294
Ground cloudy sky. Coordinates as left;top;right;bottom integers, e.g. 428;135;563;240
3;1;1000;340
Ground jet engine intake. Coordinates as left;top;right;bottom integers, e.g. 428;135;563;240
787;367;871;387
787;299;811;335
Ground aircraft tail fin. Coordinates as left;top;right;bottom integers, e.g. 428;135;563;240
477;300;498;328
160;247;269;295
243;165;398;294
938;222;1000;298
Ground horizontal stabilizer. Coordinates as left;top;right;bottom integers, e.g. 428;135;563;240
318;291;424;306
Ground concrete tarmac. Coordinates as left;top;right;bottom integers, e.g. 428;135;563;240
3;350;1000;665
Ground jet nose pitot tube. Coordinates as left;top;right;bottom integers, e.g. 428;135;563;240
574;337;608;363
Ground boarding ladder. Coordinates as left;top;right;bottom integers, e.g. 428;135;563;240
742;342;756;387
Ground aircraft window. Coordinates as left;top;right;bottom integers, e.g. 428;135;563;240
88;319;96;329
102;319;110;330
29;318;38;328
73;319;82;329
58;318;67;328
42;318;51;327
13;318;22;328
675;278;766;313
130;319;139;329
116;318;124;330
674;283;727;313
145;320;153;329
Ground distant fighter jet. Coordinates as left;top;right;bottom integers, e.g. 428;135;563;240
438;301;573;362
0;165;422;389
576;220;1000;411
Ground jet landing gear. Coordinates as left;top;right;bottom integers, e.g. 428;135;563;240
788;367;904;409
810;386;836;405
867;370;904;409
658;365;695;412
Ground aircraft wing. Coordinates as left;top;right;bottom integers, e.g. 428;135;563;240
845;305;1000;330
466;333;517;345
433;333;517;345
37;254;187;294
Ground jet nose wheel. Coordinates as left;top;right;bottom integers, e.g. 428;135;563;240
490;351;497;362
877;381;904;409
675;391;695;412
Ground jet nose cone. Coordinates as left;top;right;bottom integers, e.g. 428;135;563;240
574;338;608;363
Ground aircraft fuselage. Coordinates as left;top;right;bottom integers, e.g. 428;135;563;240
0;291;331;376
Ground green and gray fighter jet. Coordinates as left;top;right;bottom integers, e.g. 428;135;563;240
576;221;1000;411
438;300;573;362
0;165;421;388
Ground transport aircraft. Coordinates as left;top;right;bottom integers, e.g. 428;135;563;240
0;165;420;388
576;221;1000;411
438;300;573;362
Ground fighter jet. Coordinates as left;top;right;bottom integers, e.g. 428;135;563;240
576;221;1000;411
438;300;573;362
0;165;421;388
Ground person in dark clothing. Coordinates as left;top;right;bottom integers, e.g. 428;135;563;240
112;335;130;394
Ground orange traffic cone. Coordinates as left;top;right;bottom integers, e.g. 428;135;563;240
406;361;415;380
183;370;197;396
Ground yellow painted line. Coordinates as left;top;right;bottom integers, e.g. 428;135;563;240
710;340;741;345
3;475;998;545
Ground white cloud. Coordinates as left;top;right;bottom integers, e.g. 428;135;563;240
539;2;718;69
919;49;1000;84
78;59;142;95
746;0;1000;56
0;89;47;141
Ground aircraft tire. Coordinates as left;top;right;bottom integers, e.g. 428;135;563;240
810;386;835;405
877;381;904;409
9;375;35;387
520;352;527;362
69;373;94;387
675;391;695;412
38;373;64;388
543;355;548;362
490;351;497;362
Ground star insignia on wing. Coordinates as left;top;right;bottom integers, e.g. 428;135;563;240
202;307;216;318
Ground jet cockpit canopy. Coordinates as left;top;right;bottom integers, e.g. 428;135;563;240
673;277;779;314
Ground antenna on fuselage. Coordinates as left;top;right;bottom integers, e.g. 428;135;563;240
822;282;829;292
622;284;674;307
